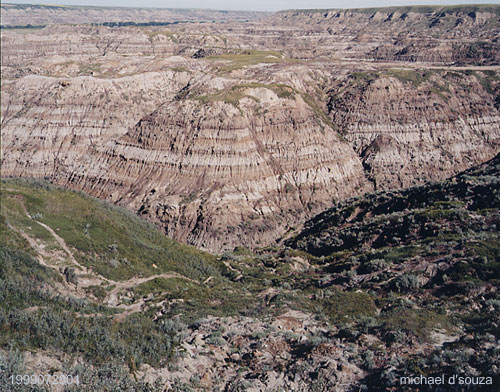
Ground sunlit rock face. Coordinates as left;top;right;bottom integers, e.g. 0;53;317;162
2;5;499;251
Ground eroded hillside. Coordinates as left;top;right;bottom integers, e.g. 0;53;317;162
1;5;500;251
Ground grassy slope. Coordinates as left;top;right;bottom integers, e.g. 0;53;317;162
1;178;218;281
206;50;284;73
0;179;258;382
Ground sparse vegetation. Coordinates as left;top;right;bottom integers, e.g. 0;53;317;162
194;83;296;107
207;50;283;72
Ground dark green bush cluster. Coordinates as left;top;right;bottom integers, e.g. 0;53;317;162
289;153;500;257
1;307;176;368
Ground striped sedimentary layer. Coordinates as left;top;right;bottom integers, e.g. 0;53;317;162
63;87;371;250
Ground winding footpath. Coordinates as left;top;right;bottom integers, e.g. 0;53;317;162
6;190;200;318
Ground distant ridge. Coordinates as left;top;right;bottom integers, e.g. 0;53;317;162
0;2;266;27
280;4;500;14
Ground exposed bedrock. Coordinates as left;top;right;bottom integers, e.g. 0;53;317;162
326;69;500;190
2;5;500;251
62;88;371;250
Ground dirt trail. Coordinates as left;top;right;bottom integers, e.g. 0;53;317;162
107;272;199;307
109;272;198;296
15;228;58;270
12;227;94;299
34;220;89;273
10;192;102;277
105;274;200;321
6;191;202;317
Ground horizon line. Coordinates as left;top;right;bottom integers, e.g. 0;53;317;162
2;2;499;13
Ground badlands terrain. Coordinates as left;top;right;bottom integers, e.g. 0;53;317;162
0;3;500;391
0;3;263;26
2;4;499;252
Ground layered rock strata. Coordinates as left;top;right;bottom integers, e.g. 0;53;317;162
1;5;500;251
59;87;372;250
326;69;500;189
